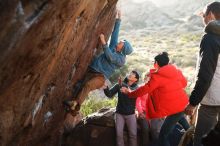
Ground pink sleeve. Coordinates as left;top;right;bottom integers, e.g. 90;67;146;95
136;97;143;113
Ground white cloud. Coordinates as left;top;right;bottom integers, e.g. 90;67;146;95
131;0;177;6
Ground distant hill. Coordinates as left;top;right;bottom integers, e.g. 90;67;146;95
120;0;217;32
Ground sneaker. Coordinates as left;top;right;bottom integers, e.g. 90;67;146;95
64;105;80;116
63;100;78;111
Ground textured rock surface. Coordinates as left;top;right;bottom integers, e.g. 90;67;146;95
64;108;143;146
0;0;117;145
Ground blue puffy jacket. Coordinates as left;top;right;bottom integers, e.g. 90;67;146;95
90;19;133;79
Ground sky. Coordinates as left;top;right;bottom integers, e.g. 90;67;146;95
132;0;177;6
132;0;148;3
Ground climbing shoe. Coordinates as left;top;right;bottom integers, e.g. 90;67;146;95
63;100;80;111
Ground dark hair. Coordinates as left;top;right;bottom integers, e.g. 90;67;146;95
124;70;140;84
154;52;169;67
206;2;220;19
131;70;140;82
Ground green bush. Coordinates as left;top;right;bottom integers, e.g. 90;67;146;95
80;95;117;117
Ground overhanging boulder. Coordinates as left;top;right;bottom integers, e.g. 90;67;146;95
0;0;118;145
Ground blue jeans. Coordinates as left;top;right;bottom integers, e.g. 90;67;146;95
179;116;190;130
158;112;185;146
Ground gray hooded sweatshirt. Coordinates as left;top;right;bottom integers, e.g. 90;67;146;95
190;20;220;106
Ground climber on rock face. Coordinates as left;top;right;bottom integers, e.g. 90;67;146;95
63;10;134;115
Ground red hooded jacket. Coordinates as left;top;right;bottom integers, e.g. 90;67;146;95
129;64;189;119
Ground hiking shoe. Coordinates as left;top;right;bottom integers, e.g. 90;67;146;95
63;105;80;117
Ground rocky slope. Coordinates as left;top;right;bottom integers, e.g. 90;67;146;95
0;0;118;145
120;0;215;32
121;0;180;31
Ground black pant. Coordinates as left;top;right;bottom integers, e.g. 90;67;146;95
138;117;150;146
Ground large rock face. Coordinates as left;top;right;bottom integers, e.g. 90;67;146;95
64;108;143;146
0;0;118;145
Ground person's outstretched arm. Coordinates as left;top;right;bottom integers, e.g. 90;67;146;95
104;84;120;98
109;10;121;49
121;77;159;98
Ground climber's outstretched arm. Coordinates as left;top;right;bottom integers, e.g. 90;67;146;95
109;10;121;49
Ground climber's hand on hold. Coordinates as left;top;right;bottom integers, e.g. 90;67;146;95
116;9;121;19
99;34;106;45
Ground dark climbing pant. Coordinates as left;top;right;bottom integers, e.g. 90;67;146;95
138;117;150;146
194;105;220;146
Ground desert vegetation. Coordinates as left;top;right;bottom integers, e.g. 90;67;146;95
80;0;215;116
